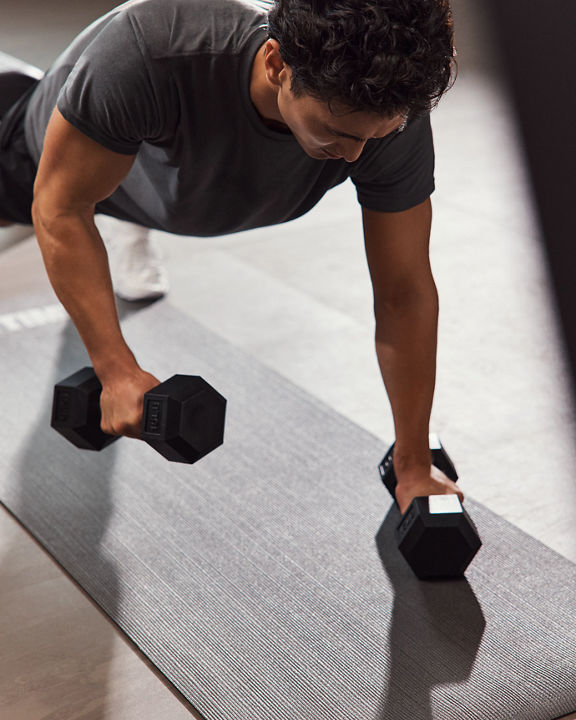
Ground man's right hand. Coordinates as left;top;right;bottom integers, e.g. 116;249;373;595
99;368;161;438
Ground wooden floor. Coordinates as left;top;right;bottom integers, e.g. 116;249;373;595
1;0;575;718
0;510;199;719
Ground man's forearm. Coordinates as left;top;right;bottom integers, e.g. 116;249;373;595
375;281;439;473
32;205;138;380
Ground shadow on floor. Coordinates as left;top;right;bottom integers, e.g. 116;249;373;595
0;298;157;718
374;507;486;719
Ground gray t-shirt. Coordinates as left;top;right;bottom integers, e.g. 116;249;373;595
24;0;435;236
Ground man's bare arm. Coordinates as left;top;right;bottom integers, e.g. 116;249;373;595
33;108;158;436
362;198;462;513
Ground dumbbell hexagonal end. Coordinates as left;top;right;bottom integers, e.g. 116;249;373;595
397;496;482;579
378;443;398;499
51;367;118;451
141;375;226;464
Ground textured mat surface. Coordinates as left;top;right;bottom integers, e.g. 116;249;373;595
0;295;575;720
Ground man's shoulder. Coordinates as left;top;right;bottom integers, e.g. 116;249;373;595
120;0;269;56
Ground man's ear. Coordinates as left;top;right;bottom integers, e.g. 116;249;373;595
263;39;287;89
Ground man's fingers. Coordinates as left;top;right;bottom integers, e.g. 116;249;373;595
101;419;140;438
98;369;160;440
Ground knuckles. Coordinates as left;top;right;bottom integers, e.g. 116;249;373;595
100;418;141;438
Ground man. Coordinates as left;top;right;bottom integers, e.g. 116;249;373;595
0;0;461;514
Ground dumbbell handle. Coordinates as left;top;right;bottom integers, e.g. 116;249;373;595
379;433;458;506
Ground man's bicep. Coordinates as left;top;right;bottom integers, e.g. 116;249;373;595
33;108;136;216
362;198;434;306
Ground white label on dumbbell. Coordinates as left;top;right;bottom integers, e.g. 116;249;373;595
429;495;463;515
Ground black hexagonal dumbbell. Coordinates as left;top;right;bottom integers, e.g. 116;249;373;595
51;367;226;464
378;435;482;580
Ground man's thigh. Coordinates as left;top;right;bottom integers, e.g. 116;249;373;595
0;105;36;225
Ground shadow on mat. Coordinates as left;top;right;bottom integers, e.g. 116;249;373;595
3;298;152;717
374;508;486;720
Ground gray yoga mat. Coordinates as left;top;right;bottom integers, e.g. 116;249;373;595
0;294;575;720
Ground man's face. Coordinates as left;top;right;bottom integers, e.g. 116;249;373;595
276;80;406;163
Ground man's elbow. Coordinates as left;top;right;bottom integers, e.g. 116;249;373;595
32;190;91;241
373;278;439;322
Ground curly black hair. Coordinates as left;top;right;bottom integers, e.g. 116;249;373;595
267;0;456;118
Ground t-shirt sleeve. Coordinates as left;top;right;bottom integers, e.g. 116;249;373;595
349;114;435;213
56;13;167;155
